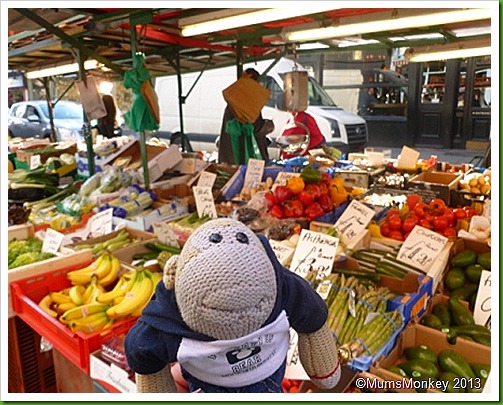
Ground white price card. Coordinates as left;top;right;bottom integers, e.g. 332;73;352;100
243;158;265;190
473;270;491;330
88;208;113;238
334;200;375;245
396;226;448;274
285;329;309;381
268;240;295;266
271;172;300;192
197;171;217;188
30;154;41;169
289;229;338;279
42;228;65;254
193;186;218;219
397;145;420;169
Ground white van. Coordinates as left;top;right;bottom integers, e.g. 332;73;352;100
154;58;368;158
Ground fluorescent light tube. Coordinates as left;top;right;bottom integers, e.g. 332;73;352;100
286;9;492;42
181;7;339;37
409;46;491;62
26;60;99;79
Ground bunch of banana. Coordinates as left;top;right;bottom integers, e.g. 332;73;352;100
59;301;112;334
106;269;161;320
66;252;121;287
74;229;140;256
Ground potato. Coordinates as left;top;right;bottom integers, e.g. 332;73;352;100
480;184;491;194
470;187;481;194
477;176;486;186
468;178;479;187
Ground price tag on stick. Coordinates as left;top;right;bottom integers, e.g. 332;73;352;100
193;186;218;219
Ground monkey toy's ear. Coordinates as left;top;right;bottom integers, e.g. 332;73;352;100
163;255;179;290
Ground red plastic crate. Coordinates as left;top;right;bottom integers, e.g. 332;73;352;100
10;263;138;374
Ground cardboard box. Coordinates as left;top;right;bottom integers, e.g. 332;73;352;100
406;171;462;205
137;144;183;183
333;167;385;189
370;323;491;393
16;142;77;164
171;154;207;175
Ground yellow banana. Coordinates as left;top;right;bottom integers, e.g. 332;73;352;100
107;271;153;320
50;291;73;304
81;281;95;303
92;253;113;280
68;312;110;334
38;294;58;318
69;285;86;306
84;276;106;304
96;275;128;304
60;302;110;323
66;254;108;285
98;255;121;288
130;270;160;317
55;302;78;315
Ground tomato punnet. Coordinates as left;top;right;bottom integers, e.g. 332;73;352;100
380;223;391;237
388;215;402;231
433;216;449;231
419;218;434;230
402;216;419;233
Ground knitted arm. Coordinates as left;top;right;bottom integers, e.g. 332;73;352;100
297;323;341;389
135;365;177;393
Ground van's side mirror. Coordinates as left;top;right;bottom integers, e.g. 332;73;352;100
276;93;286;111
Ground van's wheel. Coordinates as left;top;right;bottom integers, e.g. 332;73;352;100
170;132;194;152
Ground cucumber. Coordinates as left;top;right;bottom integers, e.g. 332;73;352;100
152;242;182;254
387;366;408;378
450;284;478;301
444;268;466;291
438;371;466;393
465;264;484;284
451;249;477;268
404;345;438;364
476;252;491;269
470;363;490;379
398;359;440;380
438;350;476;379
132;252;160;261
421;314;444;330
448;297;475;326
432;303;452;327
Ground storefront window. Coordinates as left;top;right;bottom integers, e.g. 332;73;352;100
420;61;446;104
473;64;491;108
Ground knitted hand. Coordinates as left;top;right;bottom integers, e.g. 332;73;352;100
297;323;341;389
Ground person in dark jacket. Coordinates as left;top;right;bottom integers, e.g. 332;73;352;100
218;68;274;165
97;94;118;138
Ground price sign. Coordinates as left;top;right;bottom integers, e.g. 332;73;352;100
42;229;64;254
88;208;113;238
243;159;265;190
334;200;375;245
271;172;300;192
473;270;491;330
268;240;295;266
193;186;218;219
289;229;338;279
396;226;448;273
284;329;309;380
197;171;217;188
30;154;41;169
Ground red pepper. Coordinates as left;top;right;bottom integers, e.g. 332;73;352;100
317;193;334;212
304;202;324;220
284;199;304;218
305;183;322;200
264;191;277;209
298;189;315;207
269;203;285;219
274;185;293;203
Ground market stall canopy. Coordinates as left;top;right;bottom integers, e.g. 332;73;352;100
7;7;492;79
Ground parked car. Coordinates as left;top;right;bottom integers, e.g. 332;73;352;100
8;100;84;141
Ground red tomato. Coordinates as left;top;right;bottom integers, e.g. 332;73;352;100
453;208;468;219
443;209;455;227
402;216;419;233
269;204;285;219
388;215;402;230
414;202;428;218
443;227;457;238
389;230;404;241
463;207;477;218
387;208;401;219
433;216;449;231
380;223;391;237
419;218;434;230
407;195;421;210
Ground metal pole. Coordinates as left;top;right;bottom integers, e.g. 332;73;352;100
77;50;95;176
130;20;150;189
175;50;189;152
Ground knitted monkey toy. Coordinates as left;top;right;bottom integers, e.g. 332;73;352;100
124;218;341;393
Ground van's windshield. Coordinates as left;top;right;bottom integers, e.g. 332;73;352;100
306;76;337;107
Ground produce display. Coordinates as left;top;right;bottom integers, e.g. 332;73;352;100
8;237;55;269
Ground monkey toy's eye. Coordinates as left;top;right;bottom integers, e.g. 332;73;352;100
209;233;223;243
235;232;249;244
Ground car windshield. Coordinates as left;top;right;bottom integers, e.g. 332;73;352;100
39;102;84;120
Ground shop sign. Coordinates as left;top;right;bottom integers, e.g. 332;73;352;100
8;71;26;88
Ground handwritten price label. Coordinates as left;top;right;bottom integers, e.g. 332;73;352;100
197;171;217;188
88;208;113;238
397;226;448;273
271;172;300;192
290;230;338;279
474;270;491;330
243;159;265;190
42;228;64;254
334;200;375;245
268;240;295;266
193;186;217;219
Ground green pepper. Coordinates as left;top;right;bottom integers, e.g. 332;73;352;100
451;249;477;268
300;165;322;184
